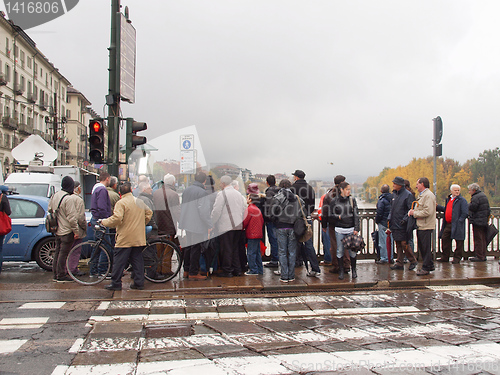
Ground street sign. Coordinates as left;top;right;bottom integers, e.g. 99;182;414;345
180;134;194;150
180;150;195;174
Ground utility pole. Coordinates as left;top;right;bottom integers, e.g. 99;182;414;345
107;0;121;177
52;93;58;166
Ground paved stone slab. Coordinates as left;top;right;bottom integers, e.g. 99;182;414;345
71;350;138;365
205;320;269;335
139;348;205;362
231;333;301;352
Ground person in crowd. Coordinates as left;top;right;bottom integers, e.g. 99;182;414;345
270;179;302;282
66;181;87;276
263;175;280;268
231;179;249;272
0;185;11;275
133;174;149;197
90;172;112;276
408;177;437;276
107;176;120;213
324;181;360;280
389;176;418;272
179;172;211;280
102;183;152;291
322;175;350;274
48;176;79;282
436;184;469;264
242;193;264;275
137;181;158;238
316;192;331;266
211;175;246;277
375;184;392;264
468;182;491;262
404;178;416;256
152;173;181;278
291;169;320;277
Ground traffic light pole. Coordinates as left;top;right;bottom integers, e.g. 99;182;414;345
107;0;121;177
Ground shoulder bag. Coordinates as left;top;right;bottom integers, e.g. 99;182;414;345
294;196;313;242
45;193;69;234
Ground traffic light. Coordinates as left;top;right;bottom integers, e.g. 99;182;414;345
126;117;147;158
433;116;443;156
89;118;105;163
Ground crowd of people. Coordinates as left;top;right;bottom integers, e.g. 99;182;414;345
40;169;494;288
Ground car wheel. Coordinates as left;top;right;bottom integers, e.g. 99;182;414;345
34;237;56;271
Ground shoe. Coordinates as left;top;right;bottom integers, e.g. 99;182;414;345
306;271;320;277
288;278;295;282
416;269;430;276
319;261;332;266
264;262;279;268
452;259;461;264
233;272;242;277
218;272;233;278
469;257;486;262
73;271;86;277
189;274;208;280
280;278;288;283
409;262;418;271
437;258;449;263
105;284;122;291
89;273;99;278
130;284;144;290
183;271;189;279
56;276;74;283
390;264;404;270
429;265;435;271
244;271;259;276
274;270;281;276
52;278;58;282
375;260;388;264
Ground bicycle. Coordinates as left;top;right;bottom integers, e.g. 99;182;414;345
67;223;183;285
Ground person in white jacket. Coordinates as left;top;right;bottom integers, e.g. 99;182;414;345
211;175;246;277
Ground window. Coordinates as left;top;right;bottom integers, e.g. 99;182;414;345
9;198;46;218
5;38;10;56
21;75;25;90
20;50;25;68
27;56;32;69
67;109;71;119
5;64;10;82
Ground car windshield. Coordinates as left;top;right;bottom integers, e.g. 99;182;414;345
9;183;49;197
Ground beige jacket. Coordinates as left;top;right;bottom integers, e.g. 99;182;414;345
211;186;246;234
101;192;153;247
413;188;437;230
48;190;79;236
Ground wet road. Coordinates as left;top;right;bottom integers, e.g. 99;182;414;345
1;263;500;374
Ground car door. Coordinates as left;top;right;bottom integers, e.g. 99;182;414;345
3;197;46;261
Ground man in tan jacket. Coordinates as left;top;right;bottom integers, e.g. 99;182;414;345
408;177;436;276
102;182;152;291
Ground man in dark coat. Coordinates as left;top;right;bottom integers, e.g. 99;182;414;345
178;171;212;279
389;176;418;271
468;183;491;262
291;169;320;277
263;175;280;268
375;184;392;264
436;184;469;264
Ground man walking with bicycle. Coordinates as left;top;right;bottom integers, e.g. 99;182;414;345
101;183;152;291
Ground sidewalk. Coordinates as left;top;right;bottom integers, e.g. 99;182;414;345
0;259;499;301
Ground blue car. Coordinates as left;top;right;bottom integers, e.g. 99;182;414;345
3;195;89;271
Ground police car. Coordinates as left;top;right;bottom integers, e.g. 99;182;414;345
3;195;90;271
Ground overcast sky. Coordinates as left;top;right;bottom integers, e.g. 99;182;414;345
4;1;500;182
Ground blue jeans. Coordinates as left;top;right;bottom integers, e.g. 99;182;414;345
322;226;332;263
265;222;279;263
335;230;356;258
0;235;4;273
300;220;320;272
247;238;263;274
378;224;389;262
276;228;297;281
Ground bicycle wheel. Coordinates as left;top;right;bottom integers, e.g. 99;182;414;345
143;239;182;283
67;241;111;285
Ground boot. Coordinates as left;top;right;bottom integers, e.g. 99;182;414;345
350;256;357;279
338;257;344;280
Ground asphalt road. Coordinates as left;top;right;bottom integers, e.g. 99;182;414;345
1;263;500;374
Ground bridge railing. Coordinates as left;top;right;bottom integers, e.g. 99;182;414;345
308;208;500;260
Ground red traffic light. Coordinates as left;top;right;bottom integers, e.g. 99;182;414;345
92;121;101;133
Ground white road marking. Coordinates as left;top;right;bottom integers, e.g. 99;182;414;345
0;339;27;354
0;317;49;329
19;302;66;309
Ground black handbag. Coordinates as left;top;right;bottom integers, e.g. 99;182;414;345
294;197;312;242
486;215;498;246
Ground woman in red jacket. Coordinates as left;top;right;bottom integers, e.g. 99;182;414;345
243;194;264;275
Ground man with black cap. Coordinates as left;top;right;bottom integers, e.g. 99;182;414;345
48;176;81;282
388;176;418;271
291;169;321;277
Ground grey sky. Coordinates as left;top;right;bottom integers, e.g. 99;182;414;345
7;1;500;182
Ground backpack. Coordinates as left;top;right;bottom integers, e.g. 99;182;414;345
45;194;69;234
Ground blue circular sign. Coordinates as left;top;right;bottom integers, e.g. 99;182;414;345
182;140;192;149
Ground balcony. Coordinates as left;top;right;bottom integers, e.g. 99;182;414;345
18;123;33;135
14;84;24;95
27;92;37;103
2;116;18;130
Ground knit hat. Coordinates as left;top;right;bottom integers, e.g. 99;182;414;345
392;176;405;186
246;183;259;195
61;176;75;194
